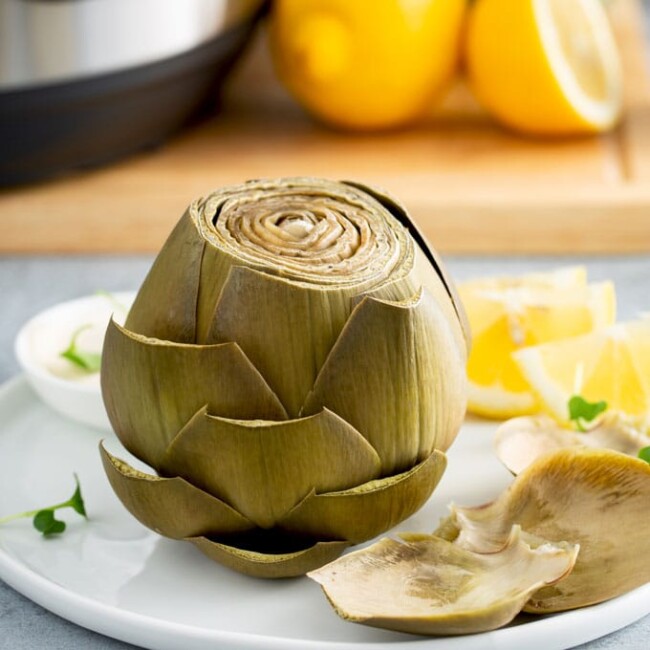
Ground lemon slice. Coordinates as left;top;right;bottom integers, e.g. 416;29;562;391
514;321;650;422
466;0;623;135
460;277;616;418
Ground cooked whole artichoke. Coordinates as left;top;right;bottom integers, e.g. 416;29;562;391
100;177;469;578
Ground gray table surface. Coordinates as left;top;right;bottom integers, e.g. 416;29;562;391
0;255;649;650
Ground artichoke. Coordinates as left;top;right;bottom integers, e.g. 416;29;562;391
100;177;469;578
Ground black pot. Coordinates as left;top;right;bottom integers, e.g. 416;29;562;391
0;0;266;186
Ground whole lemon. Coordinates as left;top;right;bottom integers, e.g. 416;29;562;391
269;0;466;130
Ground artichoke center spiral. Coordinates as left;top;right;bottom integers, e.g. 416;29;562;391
194;178;414;288
276;215;316;239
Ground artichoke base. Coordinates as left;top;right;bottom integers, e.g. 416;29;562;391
207;527;337;555
190;536;350;579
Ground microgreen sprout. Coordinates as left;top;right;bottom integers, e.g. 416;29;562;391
639;447;650;465
0;474;87;537
60;324;102;372
568;395;608;432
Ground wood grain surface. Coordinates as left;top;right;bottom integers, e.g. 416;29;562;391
1;0;649;254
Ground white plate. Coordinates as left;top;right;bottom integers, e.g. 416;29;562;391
0;376;648;650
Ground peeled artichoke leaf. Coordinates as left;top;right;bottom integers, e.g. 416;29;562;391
100;444;253;539
436;447;650;612
125;211;205;343
494;416;585;475
162;407;381;529
190;537;349;579
495;414;650;475
584;412;650;452
101;320;287;469
280;450;447;543
308;525;578;636
303;289;466;473
342;180;471;351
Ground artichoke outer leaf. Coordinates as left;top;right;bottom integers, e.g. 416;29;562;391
100;444;254;539
342;180;470;351
161;407;382;529
193;238;245;345
280;450;447;543
189;537;349;579
125;211;205;343
307;525;578;636
365;247;468;360
101;320;287;469
303;289;467;474
205;265;362;418
435;447;650;612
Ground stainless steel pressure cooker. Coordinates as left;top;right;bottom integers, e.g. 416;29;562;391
0;0;266;185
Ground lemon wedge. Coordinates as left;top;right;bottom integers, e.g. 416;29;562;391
460;271;616;418
466;0;623;135
514;321;650;422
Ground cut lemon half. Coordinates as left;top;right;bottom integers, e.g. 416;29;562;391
466;0;623;135
515;321;650;422
460;278;616;419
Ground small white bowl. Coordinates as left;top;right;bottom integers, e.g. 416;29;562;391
15;291;136;430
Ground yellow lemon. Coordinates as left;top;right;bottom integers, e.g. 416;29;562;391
465;0;623;135
515;320;650;422
269;0;466;130
460;269;615;418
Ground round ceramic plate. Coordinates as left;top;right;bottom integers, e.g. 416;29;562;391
0;376;648;650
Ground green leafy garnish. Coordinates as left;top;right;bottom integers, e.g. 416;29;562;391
0;474;87;537
639;447;650;465
568;395;608;432
33;509;66;536
60;324;102;372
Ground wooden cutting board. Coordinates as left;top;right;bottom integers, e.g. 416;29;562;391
1;0;649;254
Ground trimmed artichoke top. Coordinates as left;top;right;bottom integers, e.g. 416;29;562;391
101;177;469;578
127;178;467;348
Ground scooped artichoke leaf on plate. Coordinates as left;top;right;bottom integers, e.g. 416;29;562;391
436;447;650;612
100;177;469;578
494;411;650;475
307;525;578;636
